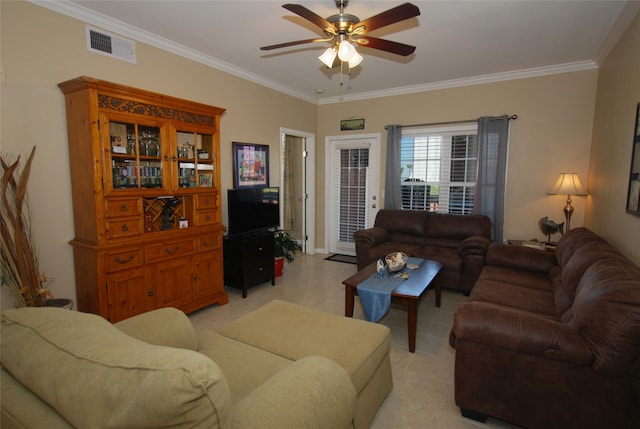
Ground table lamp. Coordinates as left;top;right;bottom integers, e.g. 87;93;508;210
547;173;588;231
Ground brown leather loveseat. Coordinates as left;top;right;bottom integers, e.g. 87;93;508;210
449;227;640;428
354;209;492;294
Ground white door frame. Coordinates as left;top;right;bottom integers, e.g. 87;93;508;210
324;133;381;255
280;127;316;254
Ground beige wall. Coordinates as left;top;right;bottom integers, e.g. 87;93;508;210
317;71;598;245
587;11;640;265
0;1;316;308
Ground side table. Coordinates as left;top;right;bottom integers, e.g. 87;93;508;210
223;232;275;298
507;239;556;252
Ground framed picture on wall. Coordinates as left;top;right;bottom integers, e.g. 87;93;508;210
626;102;640;215
232;142;269;189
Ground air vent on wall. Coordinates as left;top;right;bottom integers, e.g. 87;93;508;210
86;26;137;64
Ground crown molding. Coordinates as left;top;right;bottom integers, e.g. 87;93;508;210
28;0;318;104
317;61;598;105
594;1;640;66
29;1;601;106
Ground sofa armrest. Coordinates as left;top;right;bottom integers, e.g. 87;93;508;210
486;243;557;274
353;227;389;248
450;302;593;366
115;307;198;351
233;356;356;429
458;235;491;258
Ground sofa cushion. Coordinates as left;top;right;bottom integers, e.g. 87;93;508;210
412;246;462;272
233;356;356;429
216;300;391;395
361;241;422;261
550;266;573;317
115;306;198;351
560;239;621;303
197;331;291;403
486;243;556;275
374;209;427;238
1;307;231;429
424;213;491;240
479;265;552;292
470;278;558;318
566;258;640;375
554;227;607;268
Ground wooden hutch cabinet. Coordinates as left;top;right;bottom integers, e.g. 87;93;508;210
58;76;228;322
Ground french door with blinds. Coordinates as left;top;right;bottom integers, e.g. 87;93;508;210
326;135;380;255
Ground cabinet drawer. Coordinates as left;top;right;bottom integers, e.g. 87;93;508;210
196;195;217;210
146;239;195;262
196;210;219;226
245;238;272;259
105;248;144;272
106;199;141;218
198;234;222;251
106;218;143;239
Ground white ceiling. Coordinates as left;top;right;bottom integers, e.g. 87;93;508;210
36;1;637;104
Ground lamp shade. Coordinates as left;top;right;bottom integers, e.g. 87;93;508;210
347;50;363;68
337;40;356;61
547;173;588;196
318;47;337;68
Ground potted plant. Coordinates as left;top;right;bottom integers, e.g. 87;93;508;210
1;147;71;308
273;230;301;276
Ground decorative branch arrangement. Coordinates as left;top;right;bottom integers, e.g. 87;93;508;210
1;147;53;307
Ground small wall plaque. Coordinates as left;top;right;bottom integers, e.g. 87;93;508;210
341;118;365;131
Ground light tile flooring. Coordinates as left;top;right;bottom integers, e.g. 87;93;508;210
189;253;521;429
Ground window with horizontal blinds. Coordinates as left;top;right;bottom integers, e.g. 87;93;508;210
337;148;369;243
400;125;477;214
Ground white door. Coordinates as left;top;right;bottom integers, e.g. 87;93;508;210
325;134;381;255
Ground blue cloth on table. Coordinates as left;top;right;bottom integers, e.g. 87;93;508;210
357;257;423;323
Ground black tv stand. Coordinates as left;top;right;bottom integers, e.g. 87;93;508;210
223;231;275;298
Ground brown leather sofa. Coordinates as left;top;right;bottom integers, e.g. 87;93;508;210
353;210;492;294
449;227;640;429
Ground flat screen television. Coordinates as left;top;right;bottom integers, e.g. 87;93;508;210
227;187;280;236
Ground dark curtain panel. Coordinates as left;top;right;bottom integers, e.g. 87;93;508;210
474;115;510;242
384;125;402;209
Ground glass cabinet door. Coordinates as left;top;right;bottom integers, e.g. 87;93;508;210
177;131;215;189
107;120;164;191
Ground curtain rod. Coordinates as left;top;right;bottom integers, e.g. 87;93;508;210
384;114;518;130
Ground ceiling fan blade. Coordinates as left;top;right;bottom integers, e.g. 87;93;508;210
353;3;420;35
356;36;416;56
260;38;329;51
282;4;335;33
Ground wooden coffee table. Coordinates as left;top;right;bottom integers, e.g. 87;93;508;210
343;259;443;353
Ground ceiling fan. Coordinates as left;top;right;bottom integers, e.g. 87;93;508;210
260;1;420;69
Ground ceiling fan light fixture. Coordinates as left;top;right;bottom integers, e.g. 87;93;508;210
337;40;355;61
319;47;337;68
347;50;363;68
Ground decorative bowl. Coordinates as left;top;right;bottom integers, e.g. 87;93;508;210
385;252;408;272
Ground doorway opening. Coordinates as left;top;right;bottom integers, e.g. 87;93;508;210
280;128;315;254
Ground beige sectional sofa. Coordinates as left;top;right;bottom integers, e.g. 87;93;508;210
1;300;392;429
